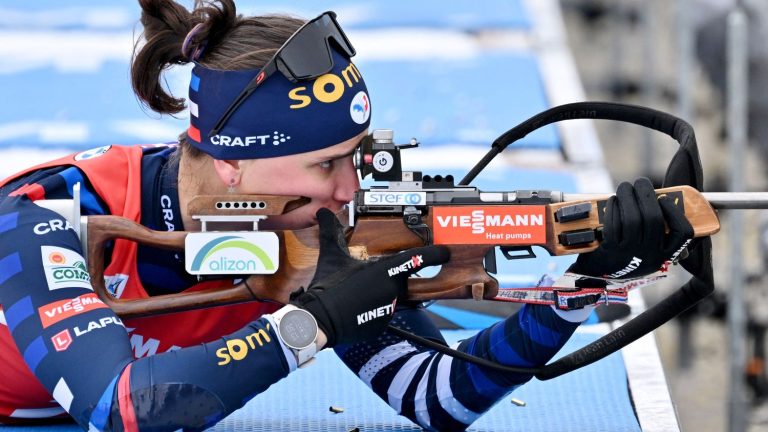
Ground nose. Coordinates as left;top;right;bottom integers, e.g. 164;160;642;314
332;157;360;203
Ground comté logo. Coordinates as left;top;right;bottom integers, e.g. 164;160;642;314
41;246;92;291
52;329;73;352
432;206;547;245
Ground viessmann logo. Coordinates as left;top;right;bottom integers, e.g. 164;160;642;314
38;293;108;328
185;232;280;275
432;206;547;245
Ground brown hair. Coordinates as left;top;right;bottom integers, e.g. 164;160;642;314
131;0;304;157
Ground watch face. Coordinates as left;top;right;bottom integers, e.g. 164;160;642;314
279;309;317;350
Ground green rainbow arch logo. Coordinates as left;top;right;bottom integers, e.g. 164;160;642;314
190;236;276;272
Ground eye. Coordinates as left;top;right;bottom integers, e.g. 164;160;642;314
319;160;332;169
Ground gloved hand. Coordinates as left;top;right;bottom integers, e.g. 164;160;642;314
568;178;694;279
292;208;450;347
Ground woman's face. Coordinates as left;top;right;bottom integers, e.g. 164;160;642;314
236;130;366;230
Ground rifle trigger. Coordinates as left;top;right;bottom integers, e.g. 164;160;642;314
403;206;432;245
484;248;498;274
499;246;536;260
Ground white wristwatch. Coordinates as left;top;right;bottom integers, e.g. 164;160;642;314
270;305;318;366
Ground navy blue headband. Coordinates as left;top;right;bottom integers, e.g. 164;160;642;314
187;48;371;159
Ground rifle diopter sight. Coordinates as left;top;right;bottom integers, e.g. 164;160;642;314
354;129;459;189
355;129;422;182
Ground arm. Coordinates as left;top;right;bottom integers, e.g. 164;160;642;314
335;303;587;431
0;196;302;430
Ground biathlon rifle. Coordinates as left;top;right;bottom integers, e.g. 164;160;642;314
55;102;768;380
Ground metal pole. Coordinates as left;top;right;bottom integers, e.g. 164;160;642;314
608;1;625;149
726;5;749;432
702;192;768;209
676;0;693;122
560;192;768;209
675;0;696;371
642;0;658;178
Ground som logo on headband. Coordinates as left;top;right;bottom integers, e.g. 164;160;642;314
288;62;363;109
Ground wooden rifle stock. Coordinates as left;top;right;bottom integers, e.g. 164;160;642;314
87;186;720;319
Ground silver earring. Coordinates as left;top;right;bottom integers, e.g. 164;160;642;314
228;179;236;194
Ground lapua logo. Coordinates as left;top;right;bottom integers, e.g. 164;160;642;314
73;316;124;337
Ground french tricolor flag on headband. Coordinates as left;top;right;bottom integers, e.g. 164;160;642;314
187;71;202;142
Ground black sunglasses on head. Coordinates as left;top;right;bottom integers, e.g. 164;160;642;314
208;11;356;138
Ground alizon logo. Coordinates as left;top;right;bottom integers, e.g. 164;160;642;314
185;232;279;275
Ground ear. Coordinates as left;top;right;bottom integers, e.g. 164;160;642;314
212;159;242;188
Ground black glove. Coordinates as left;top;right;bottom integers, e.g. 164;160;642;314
292;208;450;347
568;178;694;279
